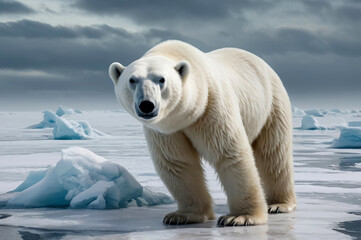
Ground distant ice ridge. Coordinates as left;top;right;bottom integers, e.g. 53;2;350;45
299;115;326;130
332;127;361;148
28;111;105;139
292;107;305;116
304;108;326;117
56;106;82;116
7;147;173;209
296;108;360;116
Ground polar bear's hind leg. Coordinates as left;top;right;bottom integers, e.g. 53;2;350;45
252;96;297;214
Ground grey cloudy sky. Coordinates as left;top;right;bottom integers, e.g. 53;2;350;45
0;0;360;111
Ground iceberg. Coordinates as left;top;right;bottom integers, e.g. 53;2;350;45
27;111;57;129
304;109;325;117
7;147;173;209
332;127;361;148
52;117;104;140
28;111;104;139
300;115;326;130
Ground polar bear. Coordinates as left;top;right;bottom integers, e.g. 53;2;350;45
109;40;296;226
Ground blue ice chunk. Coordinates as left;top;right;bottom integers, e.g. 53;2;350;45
349;121;361;128
8;166;70;207
11;169;47;192
53;118;89;139
27;111;57;129
332;127;361;148
300;115;326;130
70;181;114;209
28;110;104;139
6;147;171;209
138;187;173;206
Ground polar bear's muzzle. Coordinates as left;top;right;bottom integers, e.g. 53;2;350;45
133;79;160;120
135;100;159;120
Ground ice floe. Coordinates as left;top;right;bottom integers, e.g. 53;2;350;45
6;147;172;209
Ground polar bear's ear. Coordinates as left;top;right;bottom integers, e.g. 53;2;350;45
174;61;190;80
109;62;125;84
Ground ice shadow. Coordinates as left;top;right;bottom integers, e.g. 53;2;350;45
334;212;361;239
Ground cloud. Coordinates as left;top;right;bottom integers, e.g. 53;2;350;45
0;0;35;14
239;27;361;58
0;19;131;39
0;19;202;72
299;0;361;22
73;0;272;23
1;1;361;110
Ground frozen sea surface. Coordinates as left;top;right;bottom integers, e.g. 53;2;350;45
0;110;360;239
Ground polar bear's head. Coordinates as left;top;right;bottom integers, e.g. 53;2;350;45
109;56;190;129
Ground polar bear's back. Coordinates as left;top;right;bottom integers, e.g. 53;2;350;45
144;40;206;63
145;40;289;141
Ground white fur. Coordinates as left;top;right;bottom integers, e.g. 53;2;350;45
109;40;296;226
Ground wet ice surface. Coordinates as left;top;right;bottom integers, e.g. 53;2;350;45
0;110;360;239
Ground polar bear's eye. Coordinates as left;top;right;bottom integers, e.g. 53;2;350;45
159;78;165;84
129;78;136;84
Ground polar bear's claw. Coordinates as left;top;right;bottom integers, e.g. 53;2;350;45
268;203;296;214
217;214;267;227
163;211;208;225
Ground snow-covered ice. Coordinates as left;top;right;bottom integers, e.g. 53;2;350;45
332;127;361;148
304;108;325;117
6;147;172;209
0;110;360;239
299;115;326;130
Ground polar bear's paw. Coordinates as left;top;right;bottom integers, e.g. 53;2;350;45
217;214;267;227
163;211;213;225
268;203;296;214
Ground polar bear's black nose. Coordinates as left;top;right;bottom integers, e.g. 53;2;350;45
139;101;155;114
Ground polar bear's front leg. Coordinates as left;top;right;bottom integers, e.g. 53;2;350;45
215;143;268;227
144;128;215;225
